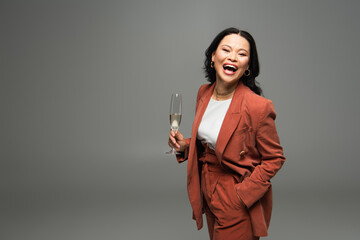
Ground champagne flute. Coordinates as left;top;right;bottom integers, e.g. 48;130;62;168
166;93;182;154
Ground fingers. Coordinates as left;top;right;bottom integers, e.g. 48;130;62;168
168;133;180;148
171;129;183;140
168;140;180;149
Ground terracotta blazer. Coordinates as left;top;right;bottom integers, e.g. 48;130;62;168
176;81;286;237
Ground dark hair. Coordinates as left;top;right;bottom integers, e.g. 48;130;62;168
204;27;262;95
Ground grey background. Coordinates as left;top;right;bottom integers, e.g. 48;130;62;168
2;0;360;239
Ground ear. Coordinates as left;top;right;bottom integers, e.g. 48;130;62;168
211;52;215;62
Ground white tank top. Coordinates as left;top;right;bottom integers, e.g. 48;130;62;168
197;97;231;150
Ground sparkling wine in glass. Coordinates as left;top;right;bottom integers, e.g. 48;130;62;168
166;93;182;154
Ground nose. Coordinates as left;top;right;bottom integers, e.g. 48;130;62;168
227;51;237;62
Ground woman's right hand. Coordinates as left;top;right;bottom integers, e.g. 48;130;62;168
168;130;188;153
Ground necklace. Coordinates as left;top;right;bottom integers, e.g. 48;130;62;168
214;87;235;100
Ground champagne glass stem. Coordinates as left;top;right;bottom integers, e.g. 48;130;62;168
168;128;177;154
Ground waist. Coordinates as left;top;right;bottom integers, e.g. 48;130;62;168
198;143;225;172
199;143;246;184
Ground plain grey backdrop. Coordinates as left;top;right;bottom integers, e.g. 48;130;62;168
2;0;360;239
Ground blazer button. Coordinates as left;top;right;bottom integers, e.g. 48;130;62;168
239;150;246;158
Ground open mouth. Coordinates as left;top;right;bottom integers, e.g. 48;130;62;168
223;64;238;73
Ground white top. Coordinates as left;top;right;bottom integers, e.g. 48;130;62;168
197;97;232;150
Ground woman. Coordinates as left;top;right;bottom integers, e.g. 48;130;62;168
168;27;285;240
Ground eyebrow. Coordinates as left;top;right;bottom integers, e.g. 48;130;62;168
221;44;249;53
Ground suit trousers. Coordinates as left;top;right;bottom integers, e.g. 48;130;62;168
199;149;259;240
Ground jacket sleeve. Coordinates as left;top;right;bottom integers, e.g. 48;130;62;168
175;138;191;163
235;100;286;208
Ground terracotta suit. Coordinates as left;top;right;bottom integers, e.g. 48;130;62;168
176;82;286;238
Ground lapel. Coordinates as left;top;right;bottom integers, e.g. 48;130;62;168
214;82;247;161
187;84;214;181
190;84;215;140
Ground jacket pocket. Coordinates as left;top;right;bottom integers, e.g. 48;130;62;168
233;125;250;136
225;126;251;160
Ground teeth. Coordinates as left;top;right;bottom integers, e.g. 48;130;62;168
224;64;237;70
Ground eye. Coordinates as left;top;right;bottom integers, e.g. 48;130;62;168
239;53;247;56
222;48;230;52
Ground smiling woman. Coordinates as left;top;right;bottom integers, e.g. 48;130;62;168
167;27;285;240
211;34;250;94
204;28;261;96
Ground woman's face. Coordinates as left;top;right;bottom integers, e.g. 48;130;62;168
212;34;250;85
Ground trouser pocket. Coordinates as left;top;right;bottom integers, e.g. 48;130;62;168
210;174;244;212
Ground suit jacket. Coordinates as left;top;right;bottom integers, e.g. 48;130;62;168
176;81;286;237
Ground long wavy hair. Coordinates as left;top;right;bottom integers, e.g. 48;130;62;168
203;27;262;95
